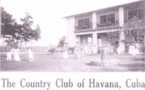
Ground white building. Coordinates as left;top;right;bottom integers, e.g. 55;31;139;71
65;0;145;54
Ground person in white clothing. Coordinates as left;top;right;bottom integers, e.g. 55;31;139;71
74;45;80;59
135;43;140;55
6;49;14;61
14;48;20;61
63;50;68;59
129;44;136;55
28;48;34;62
117;46;121;54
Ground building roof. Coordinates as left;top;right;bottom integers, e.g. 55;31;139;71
64;0;143;18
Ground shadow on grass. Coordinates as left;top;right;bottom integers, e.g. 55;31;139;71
1;61;30;71
101;68;128;72
86;61;105;66
132;57;145;61
0;54;34;71
119;63;145;71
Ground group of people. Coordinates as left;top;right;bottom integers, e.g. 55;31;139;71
117;43;140;55
128;44;140;55
6;48;34;62
7;48;20;61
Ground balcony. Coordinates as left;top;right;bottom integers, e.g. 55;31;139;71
75;24;91;30
74;21;122;33
74;25;94;33
97;21;119;27
74;28;94;33
96;21;121;31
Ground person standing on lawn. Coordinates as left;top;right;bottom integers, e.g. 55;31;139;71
13;48;20;61
28;47;34;62
74;42;80;59
6;49;14;61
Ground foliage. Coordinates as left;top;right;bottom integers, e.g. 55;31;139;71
1;7;16;36
124;16;145;30
123;16;145;52
20;13;41;42
48;48;55;54
1;7;41;48
57;36;66;48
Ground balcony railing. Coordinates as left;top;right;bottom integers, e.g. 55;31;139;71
74;28;94;33
96;21;121;31
75;24;92;30
74;21;122;33
74;23;94;33
97;21;119;27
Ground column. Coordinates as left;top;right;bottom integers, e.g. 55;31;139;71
67;16;75;47
84;36;88;54
144;33;145;48
92;33;98;54
76;36;80;43
119;7;124;27
118;7;125;54
119;31;125;54
92;12;97;29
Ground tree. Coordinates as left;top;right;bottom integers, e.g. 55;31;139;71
124;16;145;42
57;36;66;48
124;16;145;30
1;7;15;36
1;7;41;48
124;16;145;53
1;7;18;48
48;48;55;54
20;13;41;44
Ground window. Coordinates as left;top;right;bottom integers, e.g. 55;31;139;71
100;15;107;24
108;14;115;24
138;9;144;19
78;20;83;29
99;14;115;26
84;18;90;27
128;9;144;20
77;18;91;29
128;10;138;20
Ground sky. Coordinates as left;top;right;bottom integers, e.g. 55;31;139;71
1;0;140;46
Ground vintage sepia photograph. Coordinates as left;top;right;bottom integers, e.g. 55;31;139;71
0;0;145;72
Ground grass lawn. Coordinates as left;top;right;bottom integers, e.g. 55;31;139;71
1;52;145;72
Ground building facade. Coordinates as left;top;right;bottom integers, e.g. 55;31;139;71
66;1;145;54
